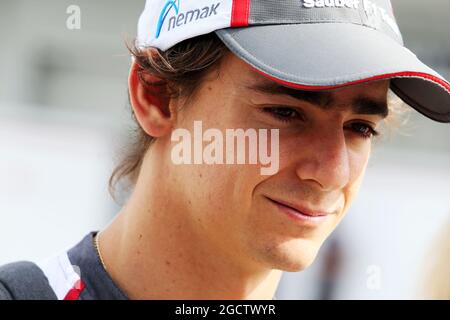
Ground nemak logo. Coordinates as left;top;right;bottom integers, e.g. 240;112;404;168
156;0;221;39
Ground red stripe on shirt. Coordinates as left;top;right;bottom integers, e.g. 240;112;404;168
63;279;86;300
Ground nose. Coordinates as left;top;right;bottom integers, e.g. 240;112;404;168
295;129;350;191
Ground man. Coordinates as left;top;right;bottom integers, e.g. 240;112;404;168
1;0;449;300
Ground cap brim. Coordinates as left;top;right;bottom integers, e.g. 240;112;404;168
216;23;450;123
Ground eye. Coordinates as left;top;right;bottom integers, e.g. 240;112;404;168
261;107;304;123
346;122;379;139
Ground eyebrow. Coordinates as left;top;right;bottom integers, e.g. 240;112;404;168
247;82;389;119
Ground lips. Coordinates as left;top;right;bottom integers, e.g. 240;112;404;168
265;196;332;224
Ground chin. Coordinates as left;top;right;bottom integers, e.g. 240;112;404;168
277;252;318;272
257;238;323;272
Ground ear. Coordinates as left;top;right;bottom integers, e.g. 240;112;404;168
128;59;175;138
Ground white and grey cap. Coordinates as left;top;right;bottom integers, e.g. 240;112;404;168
137;0;450;123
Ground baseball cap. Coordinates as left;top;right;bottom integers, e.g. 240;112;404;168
137;0;450;123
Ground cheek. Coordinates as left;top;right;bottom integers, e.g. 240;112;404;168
189;164;265;213
343;146;371;210
170;96;268;223
167;160;265;250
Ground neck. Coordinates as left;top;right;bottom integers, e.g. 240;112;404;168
98;154;282;300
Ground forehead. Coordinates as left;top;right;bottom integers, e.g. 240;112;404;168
216;52;390;118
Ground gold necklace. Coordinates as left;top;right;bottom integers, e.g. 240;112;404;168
94;232;108;272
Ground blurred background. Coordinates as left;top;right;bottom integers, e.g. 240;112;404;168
0;0;449;299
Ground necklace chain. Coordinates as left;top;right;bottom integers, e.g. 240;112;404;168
94;232;108;272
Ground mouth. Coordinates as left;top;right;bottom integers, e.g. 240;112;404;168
265;196;332;225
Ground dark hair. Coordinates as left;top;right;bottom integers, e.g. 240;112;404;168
109;33;228;200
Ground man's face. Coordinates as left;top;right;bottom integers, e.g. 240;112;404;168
161;53;389;272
